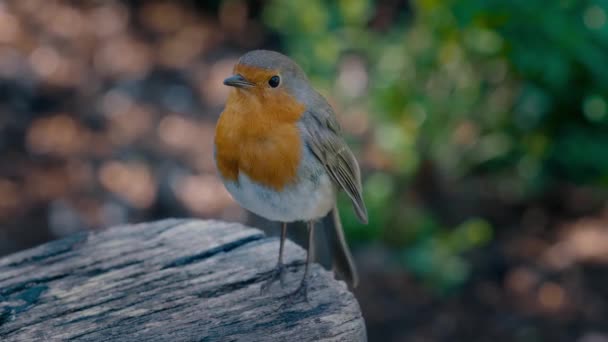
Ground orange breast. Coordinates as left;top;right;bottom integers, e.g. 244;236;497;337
214;87;306;191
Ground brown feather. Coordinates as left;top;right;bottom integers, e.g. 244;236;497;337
300;108;368;224
214;66;306;191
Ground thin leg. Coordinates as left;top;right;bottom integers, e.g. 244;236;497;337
301;220;315;282
278;222;287;265
282;221;315;303
261;222;288;293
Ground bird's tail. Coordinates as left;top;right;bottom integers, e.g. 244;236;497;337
323;205;359;288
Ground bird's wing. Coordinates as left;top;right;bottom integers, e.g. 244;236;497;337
300;101;368;223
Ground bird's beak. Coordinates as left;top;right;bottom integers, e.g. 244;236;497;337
223;74;254;88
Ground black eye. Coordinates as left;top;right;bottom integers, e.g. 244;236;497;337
268;75;280;88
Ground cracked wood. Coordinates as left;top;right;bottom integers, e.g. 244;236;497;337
0;219;366;341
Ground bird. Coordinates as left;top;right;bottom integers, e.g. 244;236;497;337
214;50;368;300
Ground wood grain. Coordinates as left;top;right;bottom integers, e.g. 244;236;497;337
0;219;366;341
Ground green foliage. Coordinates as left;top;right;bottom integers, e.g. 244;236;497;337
263;0;608;291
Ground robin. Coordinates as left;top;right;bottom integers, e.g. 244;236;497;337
214;50;368;299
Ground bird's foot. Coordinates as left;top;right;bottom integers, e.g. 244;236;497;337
260;263;286;294
279;278;309;308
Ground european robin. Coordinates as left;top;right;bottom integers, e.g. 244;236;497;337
214;50;368;299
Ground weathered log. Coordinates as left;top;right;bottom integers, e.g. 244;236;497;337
0;219;366;341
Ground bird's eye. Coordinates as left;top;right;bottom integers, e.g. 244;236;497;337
268;75;280;88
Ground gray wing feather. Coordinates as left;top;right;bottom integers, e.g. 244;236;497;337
300;101;368;224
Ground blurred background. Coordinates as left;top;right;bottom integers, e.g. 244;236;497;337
1;0;608;340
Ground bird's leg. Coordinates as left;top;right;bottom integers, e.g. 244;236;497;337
261;222;288;293
283;220;315;303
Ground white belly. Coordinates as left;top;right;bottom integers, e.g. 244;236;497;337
221;149;336;222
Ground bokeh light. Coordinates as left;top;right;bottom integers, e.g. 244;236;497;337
1;0;608;341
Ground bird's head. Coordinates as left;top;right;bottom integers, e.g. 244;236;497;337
223;50;312;120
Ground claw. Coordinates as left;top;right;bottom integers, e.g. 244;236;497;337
260;263;285;294
279;278;309;308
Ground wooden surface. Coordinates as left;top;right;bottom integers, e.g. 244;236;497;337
0;219;366;341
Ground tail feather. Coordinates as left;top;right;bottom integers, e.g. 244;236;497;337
324;205;359;288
